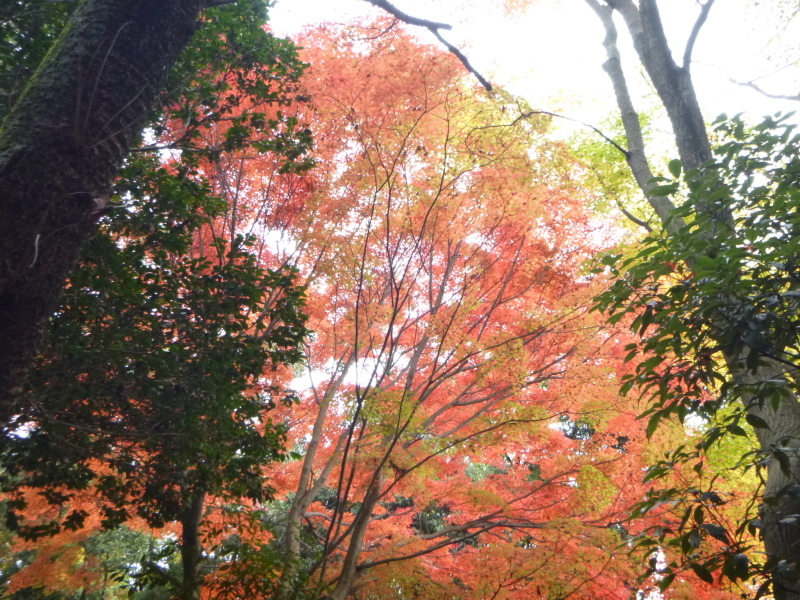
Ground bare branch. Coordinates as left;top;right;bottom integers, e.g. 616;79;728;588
364;0;492;91
469;109;628;156
429;29;492;91
365;0;452;31
683;0;716;71
528;110;628;156
619;205;653;233
730;78;800;102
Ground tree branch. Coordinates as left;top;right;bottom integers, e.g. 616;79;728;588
365;0;492;91
365;0;452;30
469;109;628;157
730;78;800;102
429;28;492;91
585;0;682;233
682;0;715;71
619;205;653;233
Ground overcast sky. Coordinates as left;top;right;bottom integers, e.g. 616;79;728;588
269;0;800;134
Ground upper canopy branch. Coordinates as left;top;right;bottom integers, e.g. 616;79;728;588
683;0;716;71
365;0;492;90
584;0;682;233
365;0;452;31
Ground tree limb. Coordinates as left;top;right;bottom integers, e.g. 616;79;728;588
682;0;715;71
365;0;452;31
365;0;492;91
619;205;653;233
731;78;800;102
585;0;682;232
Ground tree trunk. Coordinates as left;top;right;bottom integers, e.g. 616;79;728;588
327;474;384;600
0;0;209;423
180;489;207;600
276;355;354;600
588;1;800;596
733;355;800;599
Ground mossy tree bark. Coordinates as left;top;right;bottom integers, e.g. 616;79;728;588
0;0;216;422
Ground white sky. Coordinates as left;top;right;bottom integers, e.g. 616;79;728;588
269;0;800;138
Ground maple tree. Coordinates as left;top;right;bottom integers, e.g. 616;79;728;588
3;3;773;600
364;0;800;597
182;23;659;600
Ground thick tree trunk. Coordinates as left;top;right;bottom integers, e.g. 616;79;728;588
733;356;800;599
0;0;209;423
588;1;800;596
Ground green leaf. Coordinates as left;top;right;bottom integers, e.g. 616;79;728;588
658;573;675;591
646;412;662;438
774;448;792;476
690;562;715;584
746;413;770;429
701;523;729;543
668;159;682;178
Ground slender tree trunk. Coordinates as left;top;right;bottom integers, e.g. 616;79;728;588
0;0;210;423
276;355;354;600
586;1;800;596
181;489;207;600
327;473;384;600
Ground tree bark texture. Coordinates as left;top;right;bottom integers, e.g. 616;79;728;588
0;0;210;423
590;1;800;597
180;489;207;600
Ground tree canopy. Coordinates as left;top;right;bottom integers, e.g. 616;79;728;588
3;1;800;600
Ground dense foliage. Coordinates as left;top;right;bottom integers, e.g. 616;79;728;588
596;112;800;595
6;154;309;538
5;1;797;599
0;1;313;598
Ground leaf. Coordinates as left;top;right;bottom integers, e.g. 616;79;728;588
693;505;704;525
746;413;770;429
668;159;682;178
774;448;793;476
690;562;715;584
701;523;729;543
658;573;676;591
646;412;662;438
728;424;748;437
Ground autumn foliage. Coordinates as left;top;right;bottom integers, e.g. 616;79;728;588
0;17;746;600
194;22;651;600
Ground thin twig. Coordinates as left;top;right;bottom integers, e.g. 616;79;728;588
474;109;629;157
